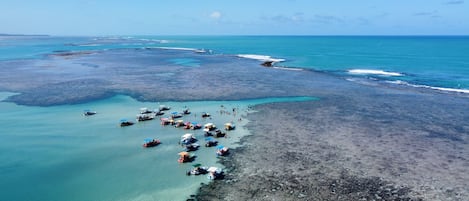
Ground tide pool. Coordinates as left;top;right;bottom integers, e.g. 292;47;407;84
0;93;316;201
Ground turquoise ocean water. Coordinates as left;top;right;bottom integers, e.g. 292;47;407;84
0;91;316;201
1;35;468;91
0;35;468;200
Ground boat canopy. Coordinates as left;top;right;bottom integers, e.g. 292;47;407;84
207;167;219;172
182;133;194;139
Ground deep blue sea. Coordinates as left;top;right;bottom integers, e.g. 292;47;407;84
0;35;468;201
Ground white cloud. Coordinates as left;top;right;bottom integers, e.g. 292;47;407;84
210;11;222;19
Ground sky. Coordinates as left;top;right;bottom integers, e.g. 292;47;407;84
0;0;468;36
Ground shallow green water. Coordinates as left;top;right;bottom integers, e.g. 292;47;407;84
0;93;316;201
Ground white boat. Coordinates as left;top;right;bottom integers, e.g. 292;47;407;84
207;167;224;180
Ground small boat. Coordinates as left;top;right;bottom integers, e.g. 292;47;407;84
159;105;171;111
216;145;229;156
136;114;154;122
214;129;226;138
207;167;224;180
160;118;171;125
191;122;202;130
224;123;236;131
140;107;152;114
204;131;214;137
187;164;208;176
180;133;197;145
178;151;195;163
120;119;134;127
203;123;217;132
205;137;218;147
83;109;97;116
185;143;200;152
174;120;185;127
170;112;183;119
183;108;191;115
154;110;165;116
201;112;211;118
143;138;161;147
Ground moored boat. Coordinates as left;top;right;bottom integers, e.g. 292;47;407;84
136;114;155;122
187;164;208;176
140;107;152;114
83;109;97;116
159;105;171;111
170;112;183;119
180;133;197;145
214;129;226;138
174;120;185;127
207;167;224;180
204;137;218;147
216;145;229;156
224;122;235;130
185;143;200;152
120;119;134;127
204;123;217;132
201;112;211;118
178;151;195;163
143;138;161;147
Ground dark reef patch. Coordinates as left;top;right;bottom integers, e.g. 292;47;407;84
6;79;114;106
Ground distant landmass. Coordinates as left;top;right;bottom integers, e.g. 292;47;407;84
0;33;49;36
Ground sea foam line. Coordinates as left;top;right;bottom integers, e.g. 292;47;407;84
387;80;469;94
237;54;286;63
156;47;206;53
348;69;403;76
272;66;303;71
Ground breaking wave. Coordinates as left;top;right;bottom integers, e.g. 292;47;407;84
348;69;403;76
237;54;286;63
156;47;207;53
386;80;469;94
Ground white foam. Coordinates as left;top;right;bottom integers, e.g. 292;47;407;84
157;47;201;52
430;86;469;94
237;54;286;63
273;66;303;71
386;80;469;94
348;69;403;76
78;44;101;47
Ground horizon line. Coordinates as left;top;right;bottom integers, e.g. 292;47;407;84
2;33;469;37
